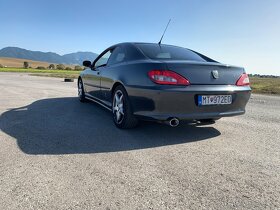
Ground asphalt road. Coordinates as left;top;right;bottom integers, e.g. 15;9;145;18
0;72;279;209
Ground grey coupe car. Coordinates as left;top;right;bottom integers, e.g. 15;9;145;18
78;42;251;129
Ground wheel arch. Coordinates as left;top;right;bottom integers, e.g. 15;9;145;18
111;82;138;128
78;76;87;94
111;81;126;99
77;76;82;85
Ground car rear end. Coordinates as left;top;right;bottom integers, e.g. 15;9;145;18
128;43;251;122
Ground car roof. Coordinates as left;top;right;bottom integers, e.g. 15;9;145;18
100;42;218;63
110;42;182;49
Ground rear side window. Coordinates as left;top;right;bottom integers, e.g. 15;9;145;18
107;46;126;65
136;44;209;62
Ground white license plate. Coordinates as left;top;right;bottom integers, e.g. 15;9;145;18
198;95;232;106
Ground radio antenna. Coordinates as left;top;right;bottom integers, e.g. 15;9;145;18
158;19;171;45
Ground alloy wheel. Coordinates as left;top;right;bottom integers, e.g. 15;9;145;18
113;90;124;124
78;80;83;97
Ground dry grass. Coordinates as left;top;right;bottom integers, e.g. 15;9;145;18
249;77;280;95
0;68;80;78
0;57;75;68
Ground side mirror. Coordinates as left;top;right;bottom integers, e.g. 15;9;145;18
83;60;92;68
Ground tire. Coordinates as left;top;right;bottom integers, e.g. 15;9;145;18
112;85;138;129
78;78;86;102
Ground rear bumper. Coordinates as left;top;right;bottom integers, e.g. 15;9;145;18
126;85;251;121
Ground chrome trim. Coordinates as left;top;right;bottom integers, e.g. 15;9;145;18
169;118;179;127
85;94;112;111
83;83;100;88
211;70;219;79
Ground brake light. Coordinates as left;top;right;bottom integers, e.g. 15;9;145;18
148;70;190;85
236;73;250;86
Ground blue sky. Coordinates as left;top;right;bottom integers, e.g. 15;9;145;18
0;0;279;75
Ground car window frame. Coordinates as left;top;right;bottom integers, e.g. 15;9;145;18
92;47;114;69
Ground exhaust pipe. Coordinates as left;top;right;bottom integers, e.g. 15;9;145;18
168;118;179;127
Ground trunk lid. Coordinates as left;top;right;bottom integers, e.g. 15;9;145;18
163;60;244;85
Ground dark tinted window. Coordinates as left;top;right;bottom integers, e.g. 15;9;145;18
136;44;209;62
125;44;145;61
107;46;126;65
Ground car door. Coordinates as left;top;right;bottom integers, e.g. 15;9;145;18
99;46;127;105
84;50;112;99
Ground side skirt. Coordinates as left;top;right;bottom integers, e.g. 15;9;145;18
85;94;112;111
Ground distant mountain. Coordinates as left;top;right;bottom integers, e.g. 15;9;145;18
0;47;98;65
62;52;98;65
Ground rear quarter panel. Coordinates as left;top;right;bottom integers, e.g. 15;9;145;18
100;60;167;102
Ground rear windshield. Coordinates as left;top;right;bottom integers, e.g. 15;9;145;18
136;43;210;62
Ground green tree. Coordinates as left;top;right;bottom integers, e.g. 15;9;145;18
74;65;83;71
65;67;72;70
56;64;65;70
36;66;46;70
23;61;29;69
49;64;55;69
0;64;3;68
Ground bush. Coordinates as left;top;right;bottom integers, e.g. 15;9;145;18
65;67;72;70
0;64;3;68
49;64;55;69
74;65;83;71
56;64;65;70
36;66;46;70
23;61;29;69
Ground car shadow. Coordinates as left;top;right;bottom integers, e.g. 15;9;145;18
0;97;221;155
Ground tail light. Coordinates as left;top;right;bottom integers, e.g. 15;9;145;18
148;70;190;85
236;73;250;86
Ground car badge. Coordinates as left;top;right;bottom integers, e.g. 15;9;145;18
212;70;219;79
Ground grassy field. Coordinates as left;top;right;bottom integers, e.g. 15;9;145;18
0;67;80;78
30;72;80;79
0;68;279;95
249;77;280;95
